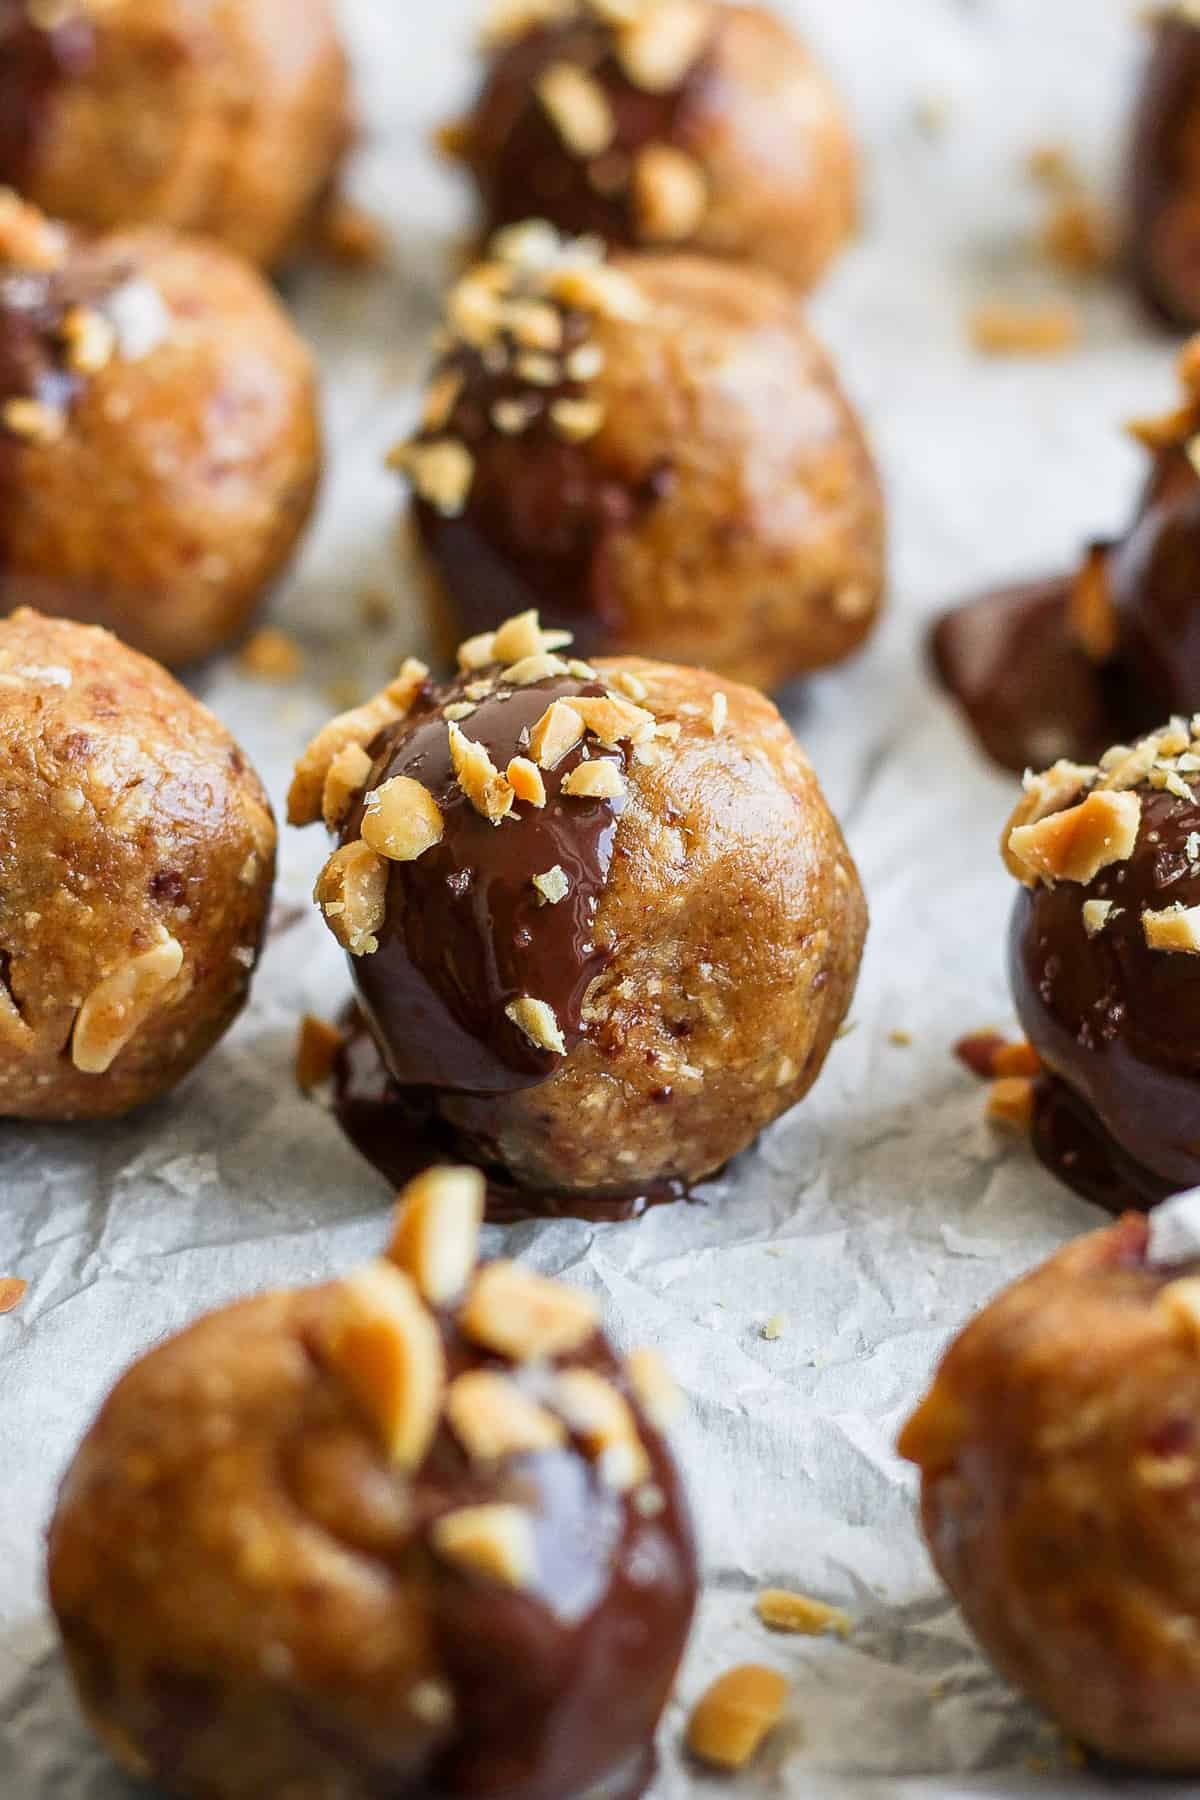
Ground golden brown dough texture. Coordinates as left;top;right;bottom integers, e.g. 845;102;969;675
442;655;866;1193
459;0;857;293
10;0;352;269
0;222;322;667
900;1213;1200;1771
0;609;276;1120
47;1172;697;1798
402;243;885;692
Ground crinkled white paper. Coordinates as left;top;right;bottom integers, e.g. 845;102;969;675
0;1;1191;1794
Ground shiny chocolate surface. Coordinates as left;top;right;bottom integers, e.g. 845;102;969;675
466;19;713;247
344;671;626;1097
1011;784;1200;1204
1128;13;1200;327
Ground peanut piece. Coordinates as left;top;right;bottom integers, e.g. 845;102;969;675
362;776;445;861
459;1260;600;1361
446;1369;566;1460
323;1261;445;1469
1007;789;1141;885
430;1504;537;1588
72;934;184;1074
387;1166;485;1304
687;1665;790;1771
314;841;388;956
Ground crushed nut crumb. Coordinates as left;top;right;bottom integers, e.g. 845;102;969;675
431;1504;537;1588
533;864;570;905
295;1014;344;1092
323;1261;445;1469
459;1259;599;1361
755;1588;851;1638
686;1665;790;1772
362;775;446;861
505;994;567;1054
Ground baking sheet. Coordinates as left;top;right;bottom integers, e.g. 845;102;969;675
0;0;1187;1793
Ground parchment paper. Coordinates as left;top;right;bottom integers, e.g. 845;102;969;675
0;1;1186;1793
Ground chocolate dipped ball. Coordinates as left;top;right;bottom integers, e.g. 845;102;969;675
0;193;320;667
289;609;866;1211
1129;4;1200;328
448;0;857;293
0;607;275;1120
0;0;351;271
999;719;1200;1210
900;1199;1200;1771
49;1166;698;1800
392;227;885;692
934;336;1200;774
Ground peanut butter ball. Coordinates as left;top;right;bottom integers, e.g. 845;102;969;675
448;0;857;293
0;607;276;1120
1000;721;1200;1211
393;228;885;693
49;1168;698;1800
0;0;351;271
290;609;866;1210
0;193;321;667
901;1203;1200;1771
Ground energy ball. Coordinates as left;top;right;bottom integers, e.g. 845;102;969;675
0;193;321;667
49;1167;698;1800
1000;719;1200;1210
0;607;276;1120
392;227;885;692
290;609;866;1208
933;336;1200;774
447;0;857;293
900;1199;1200;1771
0;0;351;271
1128;5;1200;327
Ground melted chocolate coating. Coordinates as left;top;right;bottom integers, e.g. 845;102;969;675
414;320;670;655
931;575;1123;774
466;20;713;247
1128;13;1200;327
344;671;626;1097
0;1;94;191
933;445;1200;773
1011;784;1200;1203
331;1006;689;1221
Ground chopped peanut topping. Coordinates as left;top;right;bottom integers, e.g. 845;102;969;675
530;699;586;767
755;1589;851;1638
626;1347;681;1429
72;933;184;1075
1144;903;1200;954
547;260;649;322
459;1260;600;1361
61;305;115;375
617;0;710;90
549;396;605;441
687;1665;790;1772
446;1370;566;1460
1069;545;1118;663
314;841;388;956
0;1277;27;1316
507;756;547;806
987;1075;1035;1130
533;864;570;905
1082;898;1120;939
562;759;626;800
633;144;709;242
0;190;66;270
481;0;574;44
554;1368;650;1490
494;609;573;663
1007;789;1141;886
296;1014;344;1092
571;693;657;746
501;652;571;685
323;1261;446;1469
448;721;515;821
709;690;728;735
392;440;475;515
612;668;648;702
288;658;428;826
362;776;445;861
322;742;373;831
387;1166;485;1305
2;397;65;445
1003;760;1095;873
421;368;465;432
968;300;1080;357
536;62;616;157
992;1039;1042;1078
505;994;567;1053
431;1504;537;1588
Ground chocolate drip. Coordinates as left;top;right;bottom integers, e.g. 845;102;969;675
468;19;714;246
931;576;1128;774
1128;12;1200;327
0;1;95;191
344;671;626;1097
331;1007;690;1221
1010;784;1200;1206
413;322;670;654
933;442;1200;773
